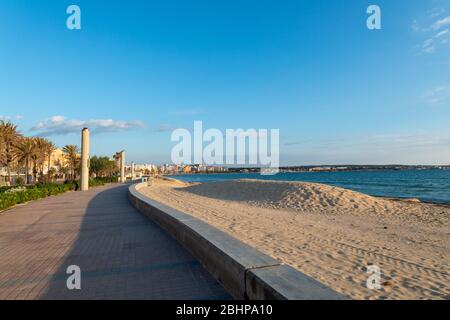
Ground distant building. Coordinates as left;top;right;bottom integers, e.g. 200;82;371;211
0;148;74;185
44;148;71;174
183;166;192;173
125;163;158;177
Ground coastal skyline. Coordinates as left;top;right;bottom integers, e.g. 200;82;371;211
1;0;450;165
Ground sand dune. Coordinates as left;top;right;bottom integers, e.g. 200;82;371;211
140;178;450;300
179;179;449;226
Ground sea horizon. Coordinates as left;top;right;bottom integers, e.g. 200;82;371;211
172;169;450;204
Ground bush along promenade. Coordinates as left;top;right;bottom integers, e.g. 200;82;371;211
0;177;118;211
1;120;122;211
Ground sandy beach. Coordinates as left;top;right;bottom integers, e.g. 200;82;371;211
139;177;450;300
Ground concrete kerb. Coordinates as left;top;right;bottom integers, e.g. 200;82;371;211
128;182;346;300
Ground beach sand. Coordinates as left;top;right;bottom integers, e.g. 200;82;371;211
139;177;450;300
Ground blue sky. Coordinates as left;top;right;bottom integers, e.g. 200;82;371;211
1;0;449;165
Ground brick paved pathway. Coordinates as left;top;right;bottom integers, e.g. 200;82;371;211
0;184;230;299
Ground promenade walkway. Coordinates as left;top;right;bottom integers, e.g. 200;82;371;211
0;183;230;299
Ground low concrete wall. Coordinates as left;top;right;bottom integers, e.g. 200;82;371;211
128;182;345;300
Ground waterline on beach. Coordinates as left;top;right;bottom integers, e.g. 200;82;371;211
172;170;450;204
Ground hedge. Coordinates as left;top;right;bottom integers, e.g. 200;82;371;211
0;186;13;193
0;177;118;211
0;183;77;210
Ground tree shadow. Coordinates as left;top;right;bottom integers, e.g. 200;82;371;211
39;184;230;300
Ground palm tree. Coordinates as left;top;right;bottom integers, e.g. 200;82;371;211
44;140;56;182
62;145;79;180
33;138;51;182
0;130;5;172
0;120;21;184
14;137;36;184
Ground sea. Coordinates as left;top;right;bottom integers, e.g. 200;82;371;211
173;170;450;204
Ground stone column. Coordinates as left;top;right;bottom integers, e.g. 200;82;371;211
80;128;90;191
131;162;135;179
120;151;126;183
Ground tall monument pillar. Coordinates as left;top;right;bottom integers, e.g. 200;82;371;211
80;128;90;191
120;151;126;183
131;161;135;179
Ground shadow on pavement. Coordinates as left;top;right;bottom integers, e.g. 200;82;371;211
40;184;230;299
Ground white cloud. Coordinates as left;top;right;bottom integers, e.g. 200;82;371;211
435;29;449;38
422;85;450;104
422;38;435;53
431;15;450;30
30;116;145;136
423;39;433;47
429;8;445;19
0;115;24;121
414;9;450;53
421;28;450;53
424;45;436;53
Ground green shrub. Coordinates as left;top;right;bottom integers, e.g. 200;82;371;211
92;177;118;184
0;182;77;211
16;177;25;187
75;177;117;190
0;178;116;211
0;186;13;193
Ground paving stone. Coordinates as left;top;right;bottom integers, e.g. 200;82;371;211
0;184;230;300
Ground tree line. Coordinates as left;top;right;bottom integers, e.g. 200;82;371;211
0;120;118;186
